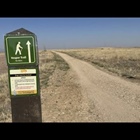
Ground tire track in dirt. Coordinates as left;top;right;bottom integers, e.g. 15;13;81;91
54;51;140;122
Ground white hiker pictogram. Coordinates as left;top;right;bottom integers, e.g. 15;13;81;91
15;42;23;55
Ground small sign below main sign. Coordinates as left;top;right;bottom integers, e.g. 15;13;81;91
9;68;38;96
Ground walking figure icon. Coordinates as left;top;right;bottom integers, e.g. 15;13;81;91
15;42;23;55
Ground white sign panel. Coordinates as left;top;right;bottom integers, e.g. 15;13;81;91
10;69;37;95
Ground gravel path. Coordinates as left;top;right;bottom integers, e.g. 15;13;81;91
54;51;140;122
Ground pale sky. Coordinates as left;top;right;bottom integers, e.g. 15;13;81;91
1;17;140;51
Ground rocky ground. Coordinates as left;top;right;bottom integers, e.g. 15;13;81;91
1;50;140;122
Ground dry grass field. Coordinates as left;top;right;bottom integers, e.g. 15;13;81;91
0;53;11;122
0;50;81;122
58;47;140;83
0;47;140;122
0;50;58;122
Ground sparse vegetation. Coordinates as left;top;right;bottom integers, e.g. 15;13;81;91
0;73;11;122
1;47;140;122
52;52;70;71
58;47;140;83
39;50;56;88
39;50;70;88
0;50;70;122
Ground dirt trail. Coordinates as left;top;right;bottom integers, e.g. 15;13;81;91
54;51;140;122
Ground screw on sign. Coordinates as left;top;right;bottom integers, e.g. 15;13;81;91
4;28;42;122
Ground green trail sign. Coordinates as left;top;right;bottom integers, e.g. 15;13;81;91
4;28;38;66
